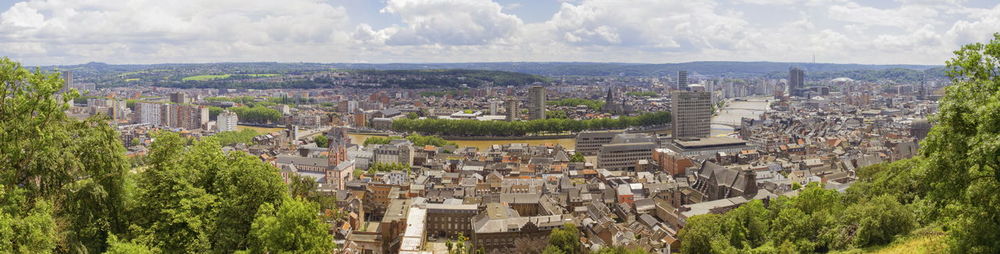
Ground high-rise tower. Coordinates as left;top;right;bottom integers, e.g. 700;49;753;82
672;91;712;139
528;86;545;120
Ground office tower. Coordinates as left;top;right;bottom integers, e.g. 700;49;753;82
672;91;712;139
169;92;189;104
789;67;805;97
677;70;688;90
528;86;545;120
917;83;927;100
505;99;519;121
217;110;239;132
63;71;73;89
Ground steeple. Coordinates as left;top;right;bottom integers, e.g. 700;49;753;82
327;127;350;167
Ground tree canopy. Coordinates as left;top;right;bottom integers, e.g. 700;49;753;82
0;57;336;253
392;111;670;136
920;32;1000;253
678;34;1000;253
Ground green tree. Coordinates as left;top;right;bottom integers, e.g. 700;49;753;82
210;152;287;252
679;214;724;254
363;136;399;146
821;195;915;249
920;33;1000;253
313;135;329;148
0;185;57;253
546;223;581;254
229;106;282;124
367;163;411;175
211;129;259;146
720;200;770;250
246;198;335;253
570;152;586;163
1;58;133;253
593;246;650;254
446;233;470;254
132;132;217;253
104;235;157;254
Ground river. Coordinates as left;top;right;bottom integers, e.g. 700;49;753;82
347;133;577;150
344;98;767;150
710;97;772;136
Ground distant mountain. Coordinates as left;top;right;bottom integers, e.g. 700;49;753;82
768;67;949;83
38;61;946;88
322;61;943;78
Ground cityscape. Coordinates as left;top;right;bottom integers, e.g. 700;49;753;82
1;1;999;254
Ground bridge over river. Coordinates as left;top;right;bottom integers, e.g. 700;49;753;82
711;97;772;136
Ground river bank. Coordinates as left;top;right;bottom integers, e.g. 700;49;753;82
346;133;577;150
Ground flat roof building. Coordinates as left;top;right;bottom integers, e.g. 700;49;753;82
575;130;624;156
672;91;712;139
663;136;752;157
597;133;657;171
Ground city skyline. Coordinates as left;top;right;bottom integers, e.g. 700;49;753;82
1;0;998;66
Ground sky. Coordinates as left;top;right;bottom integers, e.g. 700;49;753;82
0;0;998;66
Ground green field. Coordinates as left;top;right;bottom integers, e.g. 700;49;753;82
182;73;277;81
247;74;278;77
182;74;232;81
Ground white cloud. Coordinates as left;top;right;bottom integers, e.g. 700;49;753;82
944;4;1000;48
539;0;754;52
736;0;797;5
377;0;523;46
0;0;999;65
0;0;354;63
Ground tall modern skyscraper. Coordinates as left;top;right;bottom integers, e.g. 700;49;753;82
528;86;545;120
788;67;805;97
677;70;689;90
672;91;712;139
63;71;73;87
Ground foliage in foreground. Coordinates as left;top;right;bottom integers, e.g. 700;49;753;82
679;33;1000;253
679;183;916;253
211;129;260;146
0;57;334;253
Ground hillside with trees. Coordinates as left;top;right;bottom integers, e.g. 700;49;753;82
678;34;1000;253
0;58;335;253
40;61;943;89
346;69;550;89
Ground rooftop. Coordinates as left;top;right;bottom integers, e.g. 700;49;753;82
674;137;748;149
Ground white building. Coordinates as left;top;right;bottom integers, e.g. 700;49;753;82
133;102;161;126
489;100;502;115
217;110;239;132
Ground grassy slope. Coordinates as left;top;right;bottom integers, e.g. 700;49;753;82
833;227;948;254
182;73;277;81
183;74;232;81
